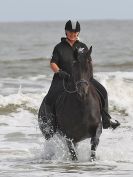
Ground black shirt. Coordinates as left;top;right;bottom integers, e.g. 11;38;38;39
51;38;89;75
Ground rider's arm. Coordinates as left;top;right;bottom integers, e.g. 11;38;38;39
50;62;60;73
50;62;70;79
50;45;60;73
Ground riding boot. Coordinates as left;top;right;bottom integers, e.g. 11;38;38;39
102;97;120;129
91;78;120;129
38;98;56;139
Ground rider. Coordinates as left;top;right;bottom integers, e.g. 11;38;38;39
39;20;120;135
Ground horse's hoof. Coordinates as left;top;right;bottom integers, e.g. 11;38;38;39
90;156;96;162
90;150;96;162
72;155;78;161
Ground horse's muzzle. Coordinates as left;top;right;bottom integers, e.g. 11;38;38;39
76;80;89;98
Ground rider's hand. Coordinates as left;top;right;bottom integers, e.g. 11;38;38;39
57;69;70;80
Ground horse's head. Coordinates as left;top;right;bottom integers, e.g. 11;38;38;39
72;46;93;97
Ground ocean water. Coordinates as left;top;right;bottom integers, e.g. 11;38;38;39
0;20;133;177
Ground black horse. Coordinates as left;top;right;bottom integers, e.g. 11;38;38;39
38;46;102;161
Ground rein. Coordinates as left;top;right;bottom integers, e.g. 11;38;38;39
63;79;89;94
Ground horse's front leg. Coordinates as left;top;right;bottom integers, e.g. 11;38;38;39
66;139;78;161
38;99;56;140
90;122;102;161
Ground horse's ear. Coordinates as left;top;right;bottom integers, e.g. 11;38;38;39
89;46;92;55
87;46;92;57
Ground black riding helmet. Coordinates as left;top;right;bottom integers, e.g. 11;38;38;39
65;20;80;32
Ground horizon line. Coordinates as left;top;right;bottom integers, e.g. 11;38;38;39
0;18;133;23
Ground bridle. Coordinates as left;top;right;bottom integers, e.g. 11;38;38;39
63;79;89;94
63;50;92;94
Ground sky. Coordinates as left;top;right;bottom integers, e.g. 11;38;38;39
0;0;133;22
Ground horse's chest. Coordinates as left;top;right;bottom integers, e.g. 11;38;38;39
56;93;100;141
56;94;90;126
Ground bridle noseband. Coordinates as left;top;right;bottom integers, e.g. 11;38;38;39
63;79;89;94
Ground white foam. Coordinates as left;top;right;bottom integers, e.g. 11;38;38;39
94;72;133;118
0;72;133;165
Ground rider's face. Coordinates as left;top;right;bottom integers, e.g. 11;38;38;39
66;31;79;41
